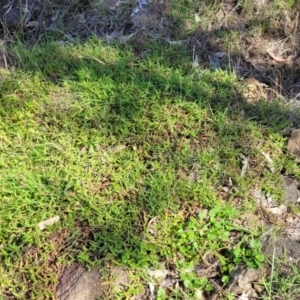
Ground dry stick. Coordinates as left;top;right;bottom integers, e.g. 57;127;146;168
2;52;8;69
210;279;226;300
265;87;286;101
266;49;286;63
0;19;13;70
3;0;14;15
266;72;288;101
51;29;77;43
292;12;299;47
77;54;106;66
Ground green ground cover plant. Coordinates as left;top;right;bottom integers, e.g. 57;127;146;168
0;38;298;299
0;0;300;298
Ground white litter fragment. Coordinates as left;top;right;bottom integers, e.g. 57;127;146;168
238;293;249;300
261;151;273;164
192;55;199;68
149;282;155;295
166;39;187;45
131;0;148;16
195;13;200;22
147;269;168;280
240;154;249;178
195;289;205;300
37;216;60;230
261;151;275;172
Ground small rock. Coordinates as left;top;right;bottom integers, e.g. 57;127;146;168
282;176;300;204
283;217;300;241
249;188;285;222
266;205;287;217
287;129;300;162
56;264;106;300
228;264;265;298
262;235;300;260
238;293;249;300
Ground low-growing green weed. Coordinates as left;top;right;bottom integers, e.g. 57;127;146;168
0;37;297;298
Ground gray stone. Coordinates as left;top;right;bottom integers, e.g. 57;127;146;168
282;176;300;204
262;235;300;261
56;264;106;300
228;264;266;298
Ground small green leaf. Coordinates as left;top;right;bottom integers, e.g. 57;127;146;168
221;275;229;283
184;279;191;288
